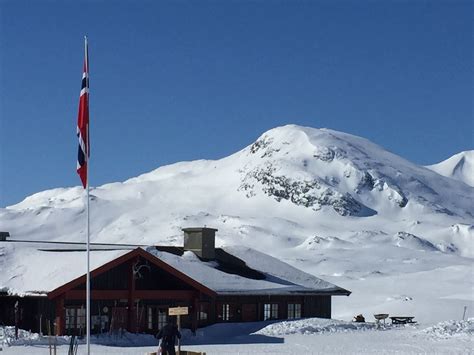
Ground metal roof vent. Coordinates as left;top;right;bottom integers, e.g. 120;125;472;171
182;227;217;260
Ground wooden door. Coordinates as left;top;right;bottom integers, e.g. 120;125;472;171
242;303;257;322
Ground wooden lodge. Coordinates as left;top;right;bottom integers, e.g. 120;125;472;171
0;228;350;335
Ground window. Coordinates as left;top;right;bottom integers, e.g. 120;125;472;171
147;306;168;330
91;315;108;332
77;307;86;329
264;303;279;320
66;308;75;330
198;303;209;322
65;307;86;332
222;304;230;321
264;304;270;320
147;307;153;330
287;303;301;319
158;309;168;330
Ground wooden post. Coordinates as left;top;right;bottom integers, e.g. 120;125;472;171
192;295;199;333
47;320;52;355
177;315;181;355
128;259;136;332
55;297;65;335
53;321;57;355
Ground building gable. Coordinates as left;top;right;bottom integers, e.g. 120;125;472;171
47;248;216;300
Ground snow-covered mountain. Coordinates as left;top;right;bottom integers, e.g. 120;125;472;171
426;150;474;187
1;125;473;322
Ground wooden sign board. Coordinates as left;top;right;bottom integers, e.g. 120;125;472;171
168;306;189;316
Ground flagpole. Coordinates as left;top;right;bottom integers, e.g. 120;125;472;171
84;35;91;355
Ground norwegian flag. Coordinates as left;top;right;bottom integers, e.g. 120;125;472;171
77;38;89;188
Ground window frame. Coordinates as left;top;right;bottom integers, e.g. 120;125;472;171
146;306;168;331
222;303;230;321
65;306;86;332
287;303;301;319
263;303;279;320
198;302;209;322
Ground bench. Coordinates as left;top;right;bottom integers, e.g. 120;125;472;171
374;313;389;325
390;316;417;325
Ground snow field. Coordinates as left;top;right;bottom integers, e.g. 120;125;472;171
1;318;473;354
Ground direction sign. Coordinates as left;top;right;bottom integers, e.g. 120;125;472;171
168;306;189;316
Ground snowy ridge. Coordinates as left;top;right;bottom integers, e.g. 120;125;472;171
426;150;474;187
1;124;473;323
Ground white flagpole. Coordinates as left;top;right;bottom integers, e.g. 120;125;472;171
84;35;91;355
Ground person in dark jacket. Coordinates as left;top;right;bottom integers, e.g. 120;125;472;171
156;321;181;355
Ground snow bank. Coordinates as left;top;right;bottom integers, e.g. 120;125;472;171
0;326;160;348
0;326;69;347
421;318;474;339
253;318;376;336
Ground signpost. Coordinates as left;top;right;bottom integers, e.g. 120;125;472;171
168;307;188;355
168;306;189;316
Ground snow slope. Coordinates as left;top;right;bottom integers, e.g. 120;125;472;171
426;150;474;187
1;125;473;324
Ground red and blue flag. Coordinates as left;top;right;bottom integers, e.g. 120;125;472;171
77;40;89;188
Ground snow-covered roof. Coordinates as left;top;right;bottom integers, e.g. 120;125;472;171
146;245;349;295
0;246;132;296
0;244;349;297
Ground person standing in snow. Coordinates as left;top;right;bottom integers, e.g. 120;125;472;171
156;320;181;355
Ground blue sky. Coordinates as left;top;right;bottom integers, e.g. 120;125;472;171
0;0;472;207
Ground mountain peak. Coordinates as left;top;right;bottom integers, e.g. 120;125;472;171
249;125;381;162
426;150;474;187
240;125;471;219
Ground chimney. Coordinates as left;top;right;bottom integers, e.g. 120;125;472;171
0;232;10;241
182;227;217;260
